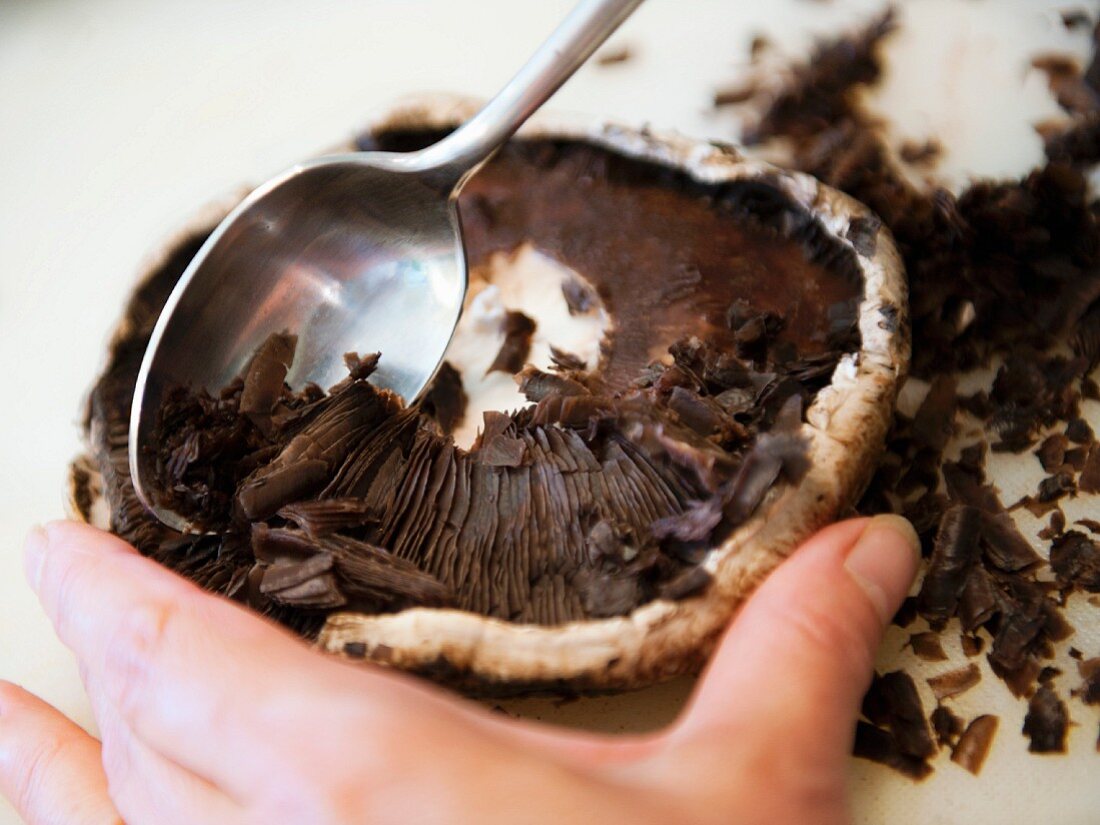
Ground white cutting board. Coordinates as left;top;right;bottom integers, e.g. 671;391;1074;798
0;1;1095;822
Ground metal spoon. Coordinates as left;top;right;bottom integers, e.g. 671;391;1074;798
129;0;644;532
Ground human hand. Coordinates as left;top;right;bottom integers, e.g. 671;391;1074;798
0;515;918;825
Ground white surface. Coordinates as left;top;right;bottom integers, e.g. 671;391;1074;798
444;244;610;448
1;1;1097;823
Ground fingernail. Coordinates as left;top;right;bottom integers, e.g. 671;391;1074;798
23;525;49;592
844;514;920;623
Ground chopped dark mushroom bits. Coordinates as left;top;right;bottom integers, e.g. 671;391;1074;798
725;8;1100;778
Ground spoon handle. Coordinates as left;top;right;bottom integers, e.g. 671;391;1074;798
406;0;644;187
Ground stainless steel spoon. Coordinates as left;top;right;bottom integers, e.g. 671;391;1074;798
129;0;644;532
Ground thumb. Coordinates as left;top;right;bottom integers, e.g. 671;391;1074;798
674;515;920;768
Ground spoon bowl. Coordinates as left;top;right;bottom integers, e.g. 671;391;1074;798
129;157;466;531
129;0;644;532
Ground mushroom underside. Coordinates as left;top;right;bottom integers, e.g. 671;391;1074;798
73;102;907;692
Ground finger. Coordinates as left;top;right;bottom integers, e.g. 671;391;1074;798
24;520;334;798
24;521;671;802
675;515;919;765
25;521;473;802
461;710;663;767
82;677;242;825
0;681;120;825
431;521;917;773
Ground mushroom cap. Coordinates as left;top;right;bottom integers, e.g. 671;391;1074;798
70;95;909;695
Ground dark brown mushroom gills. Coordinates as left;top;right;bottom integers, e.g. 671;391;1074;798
88;131;864;637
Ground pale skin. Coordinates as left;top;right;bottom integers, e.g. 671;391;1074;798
0;514;919;825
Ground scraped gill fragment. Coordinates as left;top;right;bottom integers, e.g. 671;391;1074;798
1023;686;1070;753
853;723;933;780
907;632;947;662
239;332;297;435
951;715;999;775
926;663;981;702
421;361;467;437
1050;531;1100;592
1073;657;1100;705
486;310;537;375
277;498;378;538
917;505;981;625
856;670;935;778
930;705;963;749
252;524;453;610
